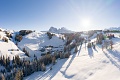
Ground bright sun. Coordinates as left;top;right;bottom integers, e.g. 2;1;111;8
82;18;91;27
81;18;92;31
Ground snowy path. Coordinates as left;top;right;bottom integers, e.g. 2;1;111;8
24;37;120;80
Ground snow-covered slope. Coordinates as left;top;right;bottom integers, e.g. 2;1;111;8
24;33;120;80
18;32;65;58
0;31;26;60
1;28;120;80
49;27;74;33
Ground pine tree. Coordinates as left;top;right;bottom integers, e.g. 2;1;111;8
14;69;23;80
34;54;37;61
12;56;15;64
0;56;2;65
60;52;64;59
15;55;21;66
52;56;56;65
41;63;46;71
0;73;5;80
37;60;41;71
74;46;78;53
32;60;37;72
23;48;26;52
64;53;70;58
3;56;6;67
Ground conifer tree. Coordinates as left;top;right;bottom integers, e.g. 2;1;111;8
0;73;5;80
14;69;23;80
41;63;46;71
52;56;56;65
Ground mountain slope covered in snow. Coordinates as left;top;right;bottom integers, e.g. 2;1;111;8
0;29;26;60
24;33;120;80
18;32;65;58
1;27;120;80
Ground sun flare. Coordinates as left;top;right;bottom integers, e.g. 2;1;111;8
80;18;92;31
82;18;91;27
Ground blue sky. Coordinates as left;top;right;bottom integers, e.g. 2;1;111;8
0;0;120;31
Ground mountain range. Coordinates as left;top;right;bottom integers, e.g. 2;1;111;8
49;27;74;33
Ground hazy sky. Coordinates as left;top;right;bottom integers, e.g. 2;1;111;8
0;0;120;31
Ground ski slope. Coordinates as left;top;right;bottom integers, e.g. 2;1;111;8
24;34;120;80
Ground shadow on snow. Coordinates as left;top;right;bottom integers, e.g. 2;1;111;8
59;44;83;79
77;44;82;56
103;50;120;70
87;48;94;58
60;54;76;79
25;59;68;80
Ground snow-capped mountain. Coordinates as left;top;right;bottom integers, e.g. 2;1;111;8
105;27;120;31
49;27;74;33
49;27;58;33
